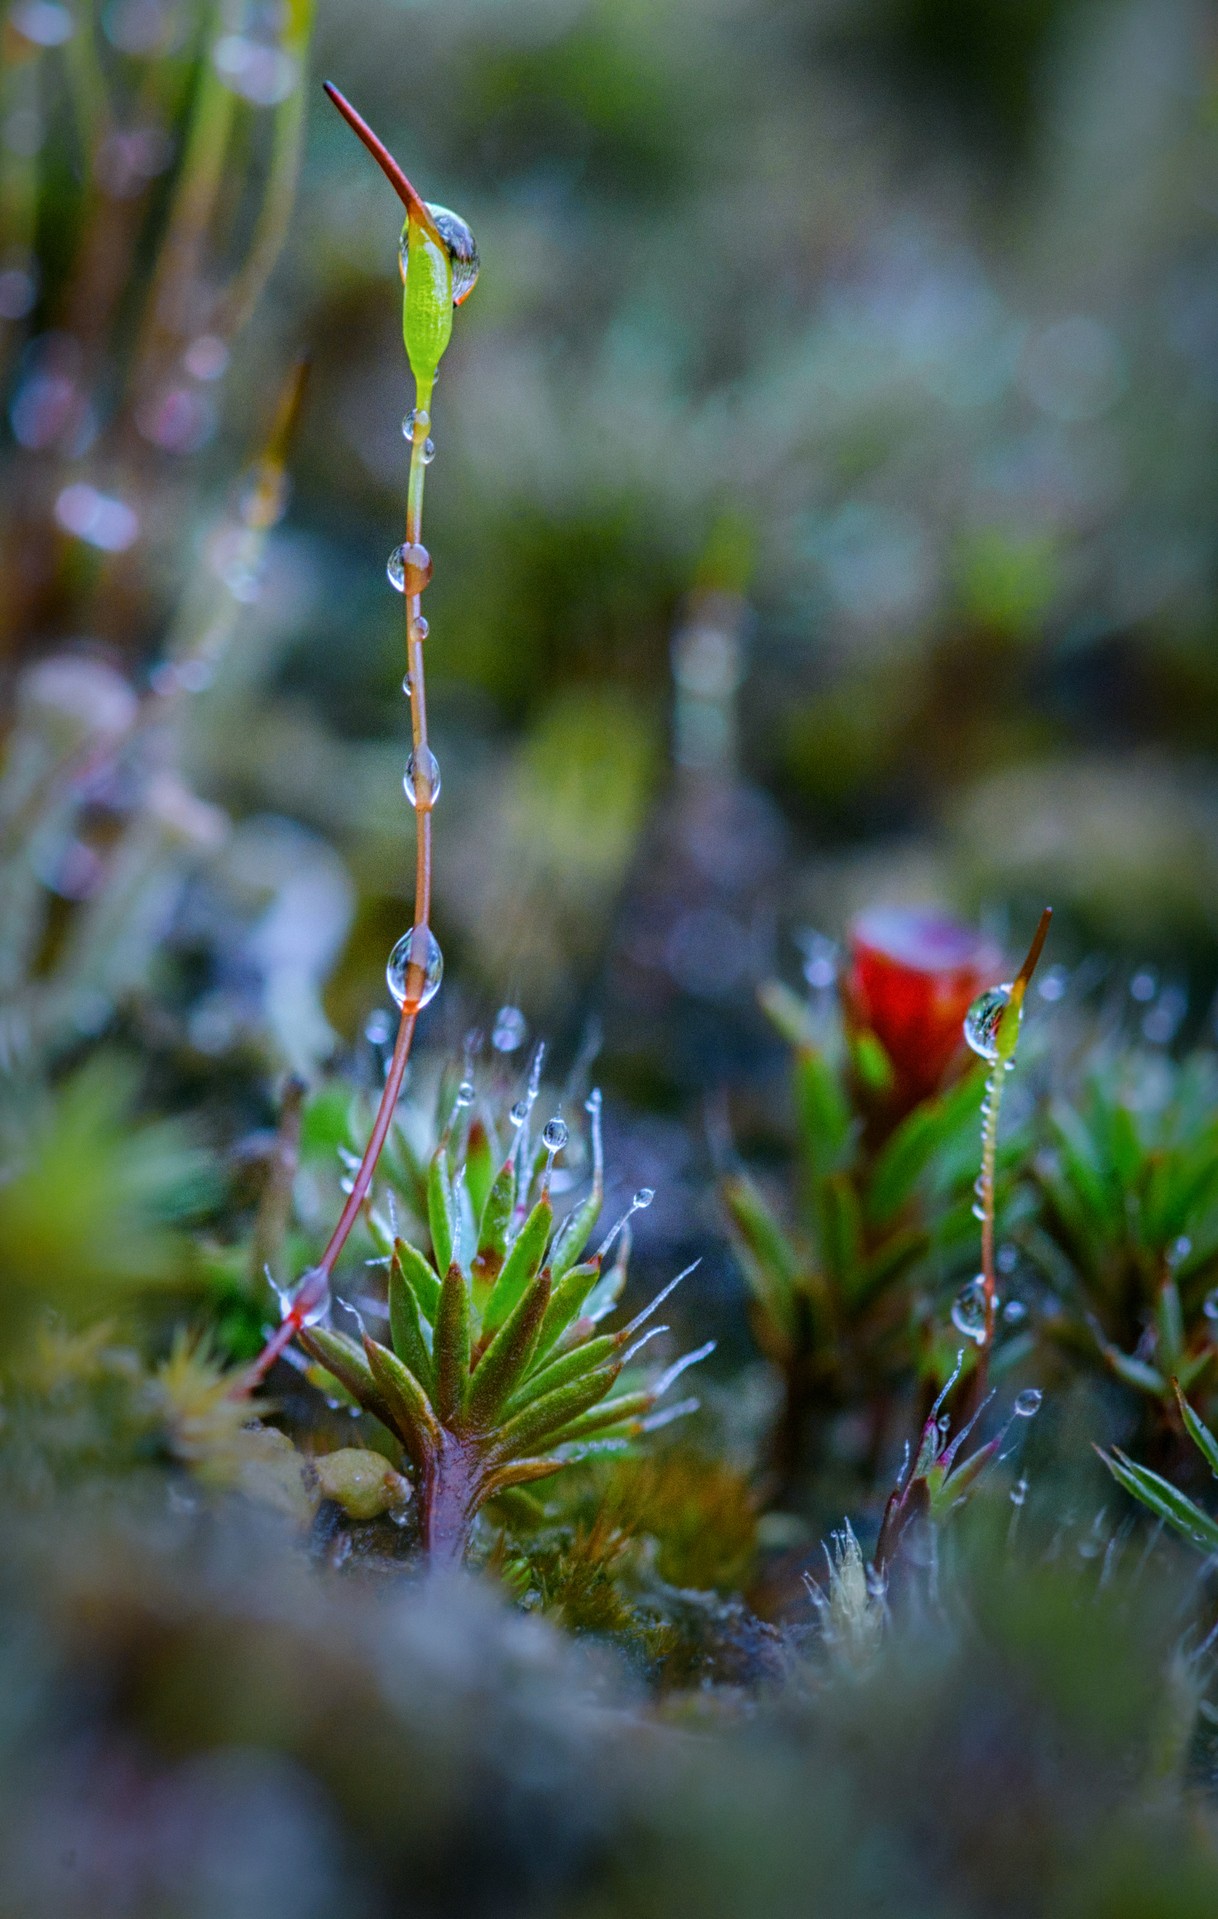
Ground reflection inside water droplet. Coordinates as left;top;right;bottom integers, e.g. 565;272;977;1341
964;985;1012;1063
386;927;443;1010
492;1006;527;1054
399;205;480;307
951;1277;987;1344
386;541;432;595
403;746;440;808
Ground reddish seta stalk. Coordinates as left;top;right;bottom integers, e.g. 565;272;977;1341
240;90;449;1394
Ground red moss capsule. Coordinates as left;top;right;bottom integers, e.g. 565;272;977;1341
844;906;1003;1108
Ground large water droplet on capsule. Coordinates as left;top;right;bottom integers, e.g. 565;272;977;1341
399;205;480;307
951;1276;987;1344
1013;1387;1043;1417
542;1116;568;1154
386;541;433;595
386;927;443;1010
964;984;1013;1062
492;1005;527;1054
403;746;440;808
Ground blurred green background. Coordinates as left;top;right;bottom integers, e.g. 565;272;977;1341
6;0;1218;1080
251;0;1218;1043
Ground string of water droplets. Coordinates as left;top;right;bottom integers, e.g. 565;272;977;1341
240;88;479;1390
950;909;1052;1382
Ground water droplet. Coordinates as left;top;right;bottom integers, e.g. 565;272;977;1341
1002;1298;1028;1326
402;407;430;440
542;1116;568;1154
401;674;413;698
386;928;443;1010
456;1078;475;1106
12;1;74;47
996;1243;1018;1275
365;1008;393;1046
492;1006;528;1054
797;930;838;991
951;1277;987;1345
633;1186;655;1210
419;437;436;464
1203;1289;1218;1325
399;205;480;306
1010;1475;1028;1508
1167;1235;1192;1270
1013;1387;1043;1418
964;985;1012;1062
509;1099;528;1128
183;334;229;381
1129;968;1157;1003
54;482;139;552
212;32;299;106
386;541;433;595
412;615;429;641
403;746;440;808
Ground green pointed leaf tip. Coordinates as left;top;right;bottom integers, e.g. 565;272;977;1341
465;1272;551;1429
1102;1447;1218;1556
433;1262;472;1423
483;1197;553;1338
428;1149;456;1276
1173;1380;1218;1480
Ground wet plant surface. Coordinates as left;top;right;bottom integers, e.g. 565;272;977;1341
4;3;1218;1915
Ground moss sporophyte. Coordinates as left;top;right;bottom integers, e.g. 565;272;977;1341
238;90;711;1564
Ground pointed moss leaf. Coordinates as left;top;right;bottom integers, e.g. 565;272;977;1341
549;1190;601;1282
363;1335;440;1465
1102;1346;1166;1397
503;1332;619;1419
1156;1280;1184;1371
464;1116;495;1224
819;1170;862;1293
546;1388;653;1448
535;1259;601;1359
480;1458;564;1504
722;1174;799;1340
793;1046;852;1181
298;1326;394;1433
483;1196;552;1339
388;1249;434;1390
866;1072;982;1227
428;1148;456;1278
466;1272;551;1429
473;1151;516;1286
928;1435;1002;1517
1102;1448;1218;1555
434;1261;471;1424
395;1237;441;1324
1174;1381;1218;1480
402;216;453;384
493;1363;621;1461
